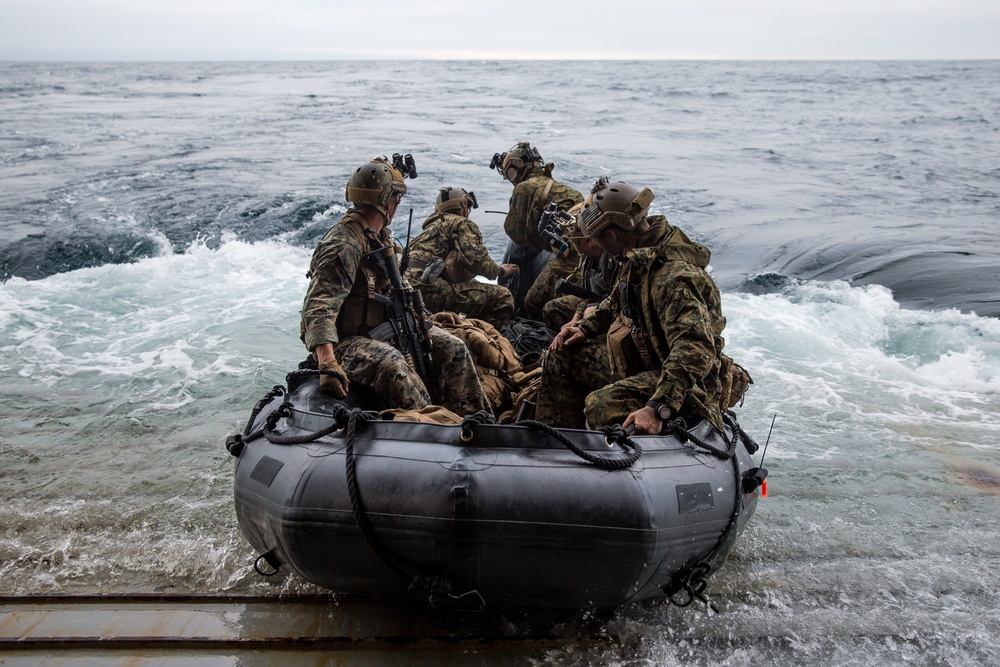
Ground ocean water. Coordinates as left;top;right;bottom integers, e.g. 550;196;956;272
2;60;1000;665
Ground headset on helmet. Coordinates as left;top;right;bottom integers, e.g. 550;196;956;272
435;186;479;214
576;177;655;238
345;154;417;215
489;142;543;183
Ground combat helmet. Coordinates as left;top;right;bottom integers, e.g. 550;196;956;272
577;177;655;238
434;186;479;214
345;156;408;216
490;142;544;183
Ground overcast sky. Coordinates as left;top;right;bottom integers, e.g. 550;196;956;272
2;0;999;60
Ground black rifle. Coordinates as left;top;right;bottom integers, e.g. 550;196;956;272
554;277;601;302
366;244;436;386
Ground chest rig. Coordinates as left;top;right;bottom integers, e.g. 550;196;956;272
606;261;661;379
336;218;392;337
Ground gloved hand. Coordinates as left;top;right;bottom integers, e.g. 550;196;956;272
319;358;350;398
501;263;520;278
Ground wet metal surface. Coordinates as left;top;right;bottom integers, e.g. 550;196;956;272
0;594;613;665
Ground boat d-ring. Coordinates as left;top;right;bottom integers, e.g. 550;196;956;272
254;551;281;577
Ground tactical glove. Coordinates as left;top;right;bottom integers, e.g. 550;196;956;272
319;358;350;398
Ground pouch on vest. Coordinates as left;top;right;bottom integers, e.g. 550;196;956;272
607;319;652;379
421;257;446;283
719;353;753;408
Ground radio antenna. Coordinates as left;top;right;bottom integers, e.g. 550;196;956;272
759;413;776;467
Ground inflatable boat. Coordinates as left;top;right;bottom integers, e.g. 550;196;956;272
227;369;766;611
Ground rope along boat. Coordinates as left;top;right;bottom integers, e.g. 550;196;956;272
227;369;765;611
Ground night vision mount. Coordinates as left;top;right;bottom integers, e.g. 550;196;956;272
489;144;543;176
391;153;418;179
537;201;572;254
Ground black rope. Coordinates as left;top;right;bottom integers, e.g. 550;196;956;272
514;420;642;470
666;561;719;613
243;384;286;436
723;410;759;454
662;415;747;613
459;410;496;443
338;406;454;597
663;417;736;460
226;384;288;456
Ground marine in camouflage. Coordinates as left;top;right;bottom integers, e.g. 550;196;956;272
535;216;729;432
503;167;583;252
541;246;619;329
502;165;584;319
301;209;491;415
523;250;579;321
404;210;514;328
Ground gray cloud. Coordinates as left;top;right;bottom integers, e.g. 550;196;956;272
1;0;998;60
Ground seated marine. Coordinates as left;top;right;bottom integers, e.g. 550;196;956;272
540;203;617;330
535;177;731;435
403;186;519;329
299;156;491;416
490;141;583;320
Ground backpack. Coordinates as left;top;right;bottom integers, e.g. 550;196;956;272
432;314;523;412
500;317;557;367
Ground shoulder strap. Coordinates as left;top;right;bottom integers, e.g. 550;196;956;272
541;177;554;203
341;216;369;245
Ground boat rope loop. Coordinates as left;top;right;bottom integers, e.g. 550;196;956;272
514;420;643;470
665;561;719;614
723;410;759;454
459;410;497;443
335;405;463;604
244;384;287;436
663;417;736;460
225;384;288;457
660;417;747;614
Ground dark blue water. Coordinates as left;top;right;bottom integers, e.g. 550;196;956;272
3;61;1000;666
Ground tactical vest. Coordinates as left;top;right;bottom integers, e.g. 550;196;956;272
606;267;661;380
335;217;391;337
407;213;477;284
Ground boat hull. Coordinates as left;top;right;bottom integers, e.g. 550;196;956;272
232;378;761;609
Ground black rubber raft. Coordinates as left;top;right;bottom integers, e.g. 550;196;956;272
228;370;765;611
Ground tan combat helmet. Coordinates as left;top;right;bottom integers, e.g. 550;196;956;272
490;142;544;184
434;186;479;214
577;177;655;238
345;156;408;216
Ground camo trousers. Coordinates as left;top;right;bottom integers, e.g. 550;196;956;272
336;326;492;416
534;336;657;429
408;275;515;330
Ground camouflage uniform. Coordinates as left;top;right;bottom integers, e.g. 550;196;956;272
404;211;514;329
301;210;491;415
541;249;619;330
503;166;583;320
535;217;728;432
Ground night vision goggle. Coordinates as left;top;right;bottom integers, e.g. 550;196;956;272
390;153;418;179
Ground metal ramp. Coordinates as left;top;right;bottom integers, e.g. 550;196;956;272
0;594;612;665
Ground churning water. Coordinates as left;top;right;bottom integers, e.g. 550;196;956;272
2;60;999;665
